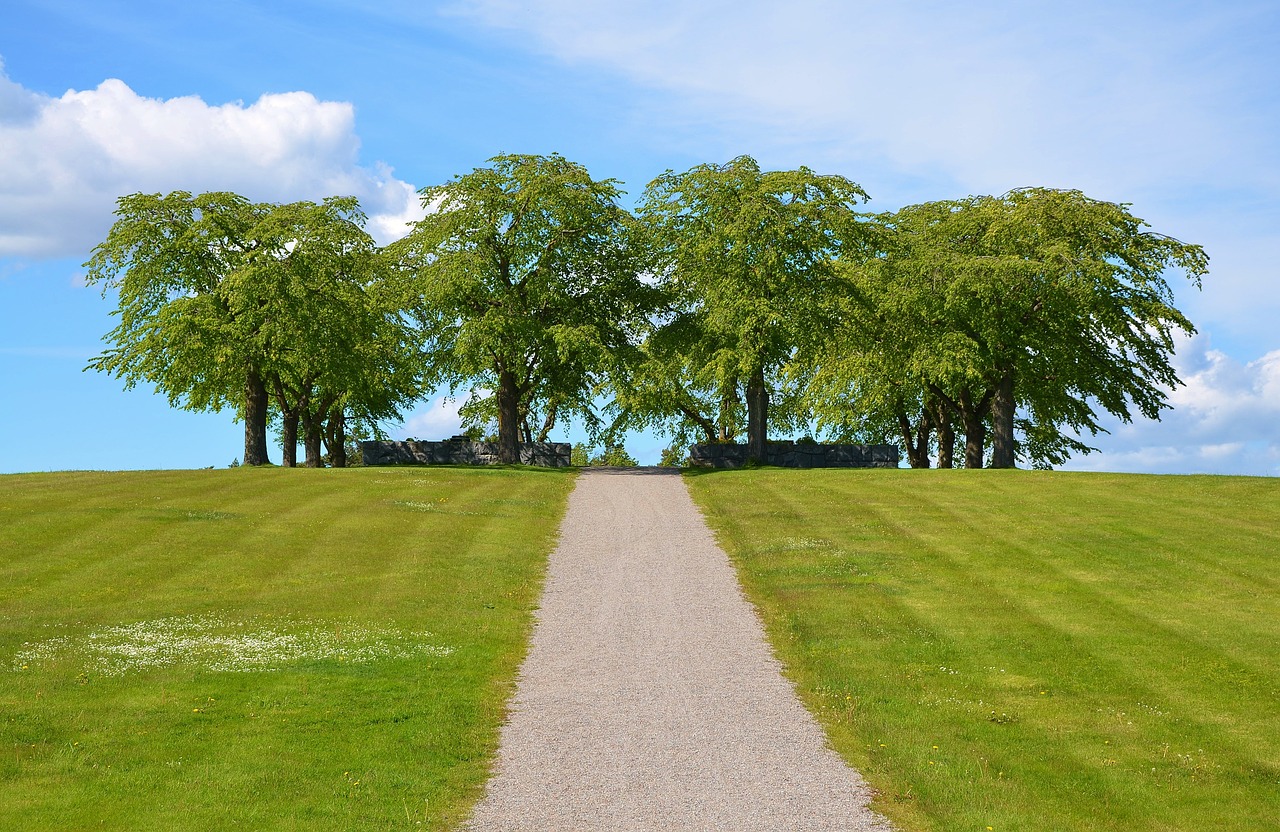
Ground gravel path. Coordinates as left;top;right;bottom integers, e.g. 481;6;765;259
465;467;892;831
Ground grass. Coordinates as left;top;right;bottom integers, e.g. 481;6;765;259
0;466;576;831
685;468;1280;832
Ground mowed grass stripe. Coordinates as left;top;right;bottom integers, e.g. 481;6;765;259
890;535;1275;798
686;469;1280;832
886;501;1274;723
0;466;575;831
897;480;1279;720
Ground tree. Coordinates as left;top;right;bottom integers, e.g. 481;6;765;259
807;359;944;469
390;153;653;463
570;441;639;467
85;192;418;466
807;236;963;469
86;192;278;464
253;200;422;467
817;189;1208;468
638;156;870;461
590;444;638;467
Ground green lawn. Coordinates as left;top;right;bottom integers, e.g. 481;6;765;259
0;466;576;831
686;469;1280;832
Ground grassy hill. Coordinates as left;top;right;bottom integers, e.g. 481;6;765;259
4;466;1276;831
0;467;576;831
686;469;1280;832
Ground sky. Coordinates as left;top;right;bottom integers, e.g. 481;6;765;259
1;0;1278;475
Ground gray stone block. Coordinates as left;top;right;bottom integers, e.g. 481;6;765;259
360;440;572;467
688;442;899;469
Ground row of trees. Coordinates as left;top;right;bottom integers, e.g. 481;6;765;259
85;154;1207;469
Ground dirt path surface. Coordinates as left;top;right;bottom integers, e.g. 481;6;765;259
465;468;892;831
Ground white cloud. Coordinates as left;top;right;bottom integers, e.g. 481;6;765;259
399;396;466;440
448;0;1280;472
0;63;423;257
0;59;41;123
1063;332;1280;476
1167;335;1280;439
448;1;1280;356
364;167;428;244
1199;442;1245;460
450;1;1279;201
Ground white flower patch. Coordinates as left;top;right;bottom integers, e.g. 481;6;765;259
394;500;440;511
10;635;69;669
778;537;834;551
10;615;453;676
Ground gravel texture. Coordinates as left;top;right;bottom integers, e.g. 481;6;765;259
465;468;893;831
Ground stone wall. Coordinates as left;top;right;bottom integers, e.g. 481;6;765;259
688;442;899;469
361;440;572;467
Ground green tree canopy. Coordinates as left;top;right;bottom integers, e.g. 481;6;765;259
389;153;654;463
813;188;1208;468
606;311;744;450
254;200;423;467
85;192;417;466
637;155;870;460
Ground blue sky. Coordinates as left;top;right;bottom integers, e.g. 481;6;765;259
2;0;1278;474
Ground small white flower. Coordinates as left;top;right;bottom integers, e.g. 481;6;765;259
9;614;452;675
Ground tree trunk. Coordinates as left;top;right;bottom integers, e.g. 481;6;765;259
960;389;986;469
916;411;933;469
271;377;310;468
536;401;559;442
934;399;955;469
746;365;769;462
678;401;718;443
929;383;986;468
299;402;321;468
897;398;932;469
303;417;324;467
326;407;347;468
496;368;521;464
990;368;1016;468
281;411;299;467
243;369;271;466
718;383;738;442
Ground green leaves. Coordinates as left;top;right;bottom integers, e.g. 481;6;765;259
82;166;1206;472
812;188;1208;468
632;156;871;450
84;191;423;464
85;191;262;414
391;154;655;456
